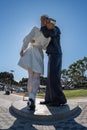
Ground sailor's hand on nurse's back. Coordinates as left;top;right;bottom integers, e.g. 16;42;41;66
30;39;35;44
20;50;24;57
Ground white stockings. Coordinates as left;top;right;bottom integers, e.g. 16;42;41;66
27;69;40;101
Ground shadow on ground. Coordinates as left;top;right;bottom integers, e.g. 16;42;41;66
1;104;87;130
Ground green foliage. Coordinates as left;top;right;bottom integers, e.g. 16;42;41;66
37;89;87;98
19;78;28;86
64;89;87;98
0;71;14;84
40;76;47;85
61;57;87;88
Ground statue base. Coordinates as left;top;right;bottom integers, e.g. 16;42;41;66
11;98;81;122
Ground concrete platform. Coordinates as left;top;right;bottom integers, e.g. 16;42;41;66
11;98;81;122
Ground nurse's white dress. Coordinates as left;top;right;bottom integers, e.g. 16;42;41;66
18;26;50;75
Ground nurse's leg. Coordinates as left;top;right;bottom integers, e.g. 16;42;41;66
30;72;40;100
27;71;40;110
27;69;34;97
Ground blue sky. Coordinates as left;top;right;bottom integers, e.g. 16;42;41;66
0;0;87;81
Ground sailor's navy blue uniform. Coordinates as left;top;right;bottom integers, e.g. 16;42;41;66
41;26;67;105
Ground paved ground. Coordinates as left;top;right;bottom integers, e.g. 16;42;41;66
0;91;87;130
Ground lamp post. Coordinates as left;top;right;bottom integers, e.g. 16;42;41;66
10;70;14;83
10;70;14;93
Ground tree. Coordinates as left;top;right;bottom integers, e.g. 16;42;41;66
40;76;47;85
0;72;14;84
68;57;87;87
19;78;28;86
